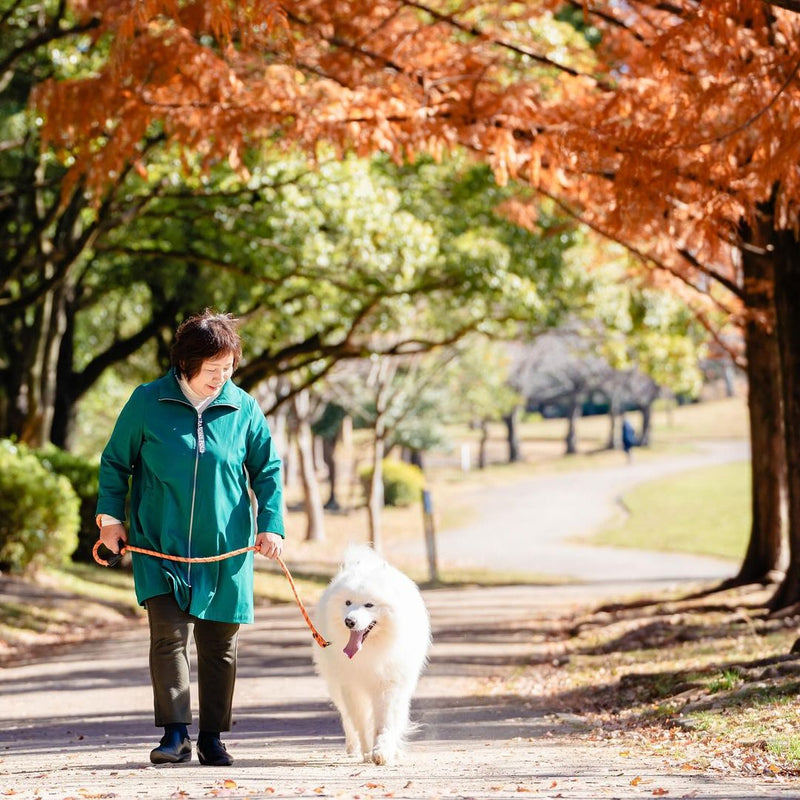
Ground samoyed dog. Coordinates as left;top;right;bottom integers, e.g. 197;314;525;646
313;545;431;765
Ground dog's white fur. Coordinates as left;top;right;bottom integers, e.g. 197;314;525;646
313;544;431;765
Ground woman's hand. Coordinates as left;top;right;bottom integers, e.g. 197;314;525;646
97;520;128;554
255;532;283;559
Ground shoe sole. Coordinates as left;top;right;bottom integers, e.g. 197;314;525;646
197;751;233;767
150;751;191;764
197;756;234;766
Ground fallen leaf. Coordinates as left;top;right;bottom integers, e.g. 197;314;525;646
631;776;642;786
653;790;669;797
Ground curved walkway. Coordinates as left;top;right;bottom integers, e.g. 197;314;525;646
393;439;750;584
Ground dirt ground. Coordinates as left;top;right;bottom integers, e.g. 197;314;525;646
2;580;799;800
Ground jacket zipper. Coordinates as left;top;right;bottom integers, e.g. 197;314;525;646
187;410;210;587
160;389;238;590
161;397;203;588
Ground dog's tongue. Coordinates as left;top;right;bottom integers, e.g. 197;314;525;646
344;629;365;659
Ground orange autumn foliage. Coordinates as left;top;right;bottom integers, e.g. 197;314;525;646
36;2;799;307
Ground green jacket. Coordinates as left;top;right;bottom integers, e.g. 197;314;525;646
96;370;284;623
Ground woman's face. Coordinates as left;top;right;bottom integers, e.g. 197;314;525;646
186;353;235;398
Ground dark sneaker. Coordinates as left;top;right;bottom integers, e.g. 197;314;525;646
197;735;233;767
150;729;192;764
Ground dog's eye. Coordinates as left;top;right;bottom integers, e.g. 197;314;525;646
345;600;351;606
365;603;374;608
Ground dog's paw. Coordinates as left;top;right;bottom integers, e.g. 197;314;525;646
370;745;398;766
344;737;361;757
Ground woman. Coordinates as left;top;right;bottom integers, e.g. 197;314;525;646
96;310;284;767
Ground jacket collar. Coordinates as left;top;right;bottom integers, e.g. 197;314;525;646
159;369;241;409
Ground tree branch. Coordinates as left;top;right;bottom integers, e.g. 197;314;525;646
536;185;743;304
398;0;603;84
0;16;100;75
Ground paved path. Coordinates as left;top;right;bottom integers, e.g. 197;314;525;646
392;439;749;583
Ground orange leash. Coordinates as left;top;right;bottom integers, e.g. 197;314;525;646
92;539;330;648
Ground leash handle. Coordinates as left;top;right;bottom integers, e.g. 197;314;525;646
92;539;330;648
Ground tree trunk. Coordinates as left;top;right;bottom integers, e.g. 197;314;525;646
9;287;69;447
51;290;78;450
477;419;489;469
769;223;800;609
322;435;341;510
504;405;521;462
722;355;737;398
733;227;786;585
341;415;355;510
368;435;385;552
269;402;291;521
564;395;581;455
293;391;325;542
607;390;622;450
366;359;394;552
639;403;652;447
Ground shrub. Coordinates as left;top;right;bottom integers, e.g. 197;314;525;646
34;446;100;563
0;439;80;573
359;458;425;507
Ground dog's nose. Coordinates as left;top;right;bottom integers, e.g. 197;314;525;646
345;617;355;629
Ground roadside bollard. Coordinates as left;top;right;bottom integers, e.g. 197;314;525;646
422;488;439;582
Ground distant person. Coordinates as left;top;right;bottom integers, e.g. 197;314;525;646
96;310;285;767
622;415;637;462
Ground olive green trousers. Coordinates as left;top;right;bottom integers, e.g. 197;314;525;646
145;593;240;732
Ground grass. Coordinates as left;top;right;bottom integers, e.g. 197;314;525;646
588;461;752;561
707;668;744;694
49;562;143;609
768;737;800;763
680;678;800;771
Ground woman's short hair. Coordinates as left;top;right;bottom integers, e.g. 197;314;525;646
171;310;242;380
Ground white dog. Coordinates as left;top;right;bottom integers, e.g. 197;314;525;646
313;544;431;765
